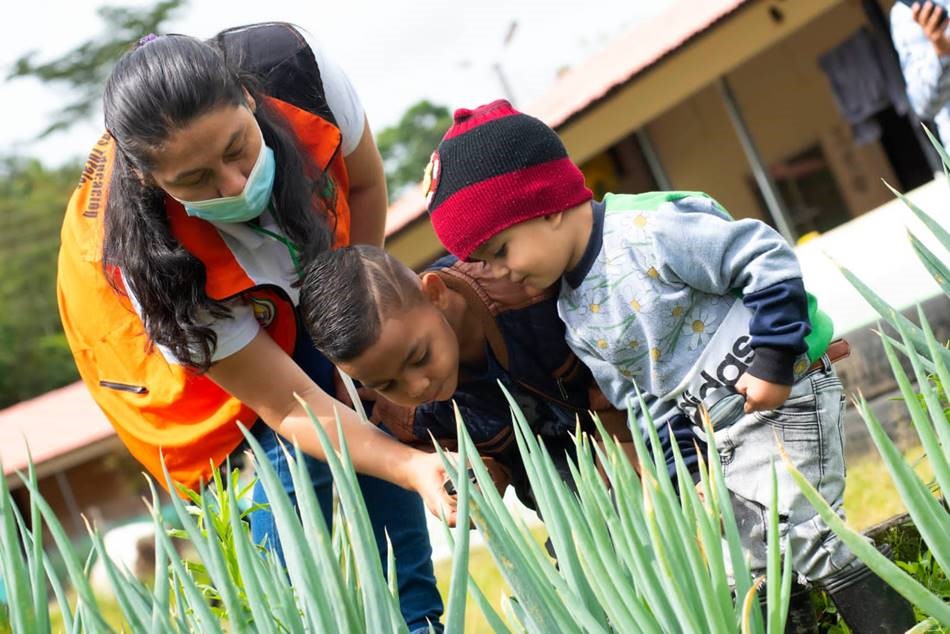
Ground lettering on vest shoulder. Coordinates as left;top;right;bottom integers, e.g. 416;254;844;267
78;133;112;218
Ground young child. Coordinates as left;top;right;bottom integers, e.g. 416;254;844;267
421;99;915;633
300;245;701;510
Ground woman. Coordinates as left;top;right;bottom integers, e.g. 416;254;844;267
57;23;449;633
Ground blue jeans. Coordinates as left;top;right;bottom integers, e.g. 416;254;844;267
713;361;864;585
239;317;443;632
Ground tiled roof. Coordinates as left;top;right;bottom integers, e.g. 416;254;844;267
528;0;748;128
0;382;115;476
385;183;428;236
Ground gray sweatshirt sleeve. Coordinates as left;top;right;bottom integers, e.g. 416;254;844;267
651;196;810;383
650;196;802;297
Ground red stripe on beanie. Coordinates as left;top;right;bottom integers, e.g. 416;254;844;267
430;157;592;260
443;100;519;141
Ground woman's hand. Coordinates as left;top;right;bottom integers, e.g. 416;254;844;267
735;373;792;413
406;451;459;526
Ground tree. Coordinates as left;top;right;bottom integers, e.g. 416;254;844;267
0;158;84;407
376;100;454;201
7;0;187;138
0;1;186;406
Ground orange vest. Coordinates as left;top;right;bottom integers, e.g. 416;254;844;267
57;98;350;490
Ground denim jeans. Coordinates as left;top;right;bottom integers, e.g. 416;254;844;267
713;360;866;585
237;315;443;632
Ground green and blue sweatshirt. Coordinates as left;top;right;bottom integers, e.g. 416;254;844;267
559;192;833;428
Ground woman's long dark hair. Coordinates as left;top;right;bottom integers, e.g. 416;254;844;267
103;32;334;371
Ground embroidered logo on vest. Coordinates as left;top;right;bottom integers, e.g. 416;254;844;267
250;297;277;327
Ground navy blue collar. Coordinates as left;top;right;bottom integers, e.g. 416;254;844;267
564;198;605;290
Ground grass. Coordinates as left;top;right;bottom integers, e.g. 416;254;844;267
42;590;126;632
434;524;549;634
843;444;936;531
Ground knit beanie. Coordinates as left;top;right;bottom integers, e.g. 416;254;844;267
423;99;592;260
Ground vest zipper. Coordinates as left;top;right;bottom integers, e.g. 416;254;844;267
99;380;149;394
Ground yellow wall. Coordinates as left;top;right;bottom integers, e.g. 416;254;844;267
386;218;445;271
557;0;842;163
646;0;897;221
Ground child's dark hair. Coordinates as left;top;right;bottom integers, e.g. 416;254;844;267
300;245;424;362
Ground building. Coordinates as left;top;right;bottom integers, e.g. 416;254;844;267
0;382;149;539
387;0;940;272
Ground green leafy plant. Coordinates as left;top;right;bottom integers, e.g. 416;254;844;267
898;548;950;623
436;388;793;633
788;127;950;629
0;408;474;633
2;391;795;632
166;465;265;620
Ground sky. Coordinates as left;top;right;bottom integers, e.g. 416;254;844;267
1;0;672;166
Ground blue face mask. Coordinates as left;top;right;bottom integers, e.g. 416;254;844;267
175;134;276;223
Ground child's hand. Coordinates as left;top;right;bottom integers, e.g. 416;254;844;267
407;451;459;526
735;373;791;413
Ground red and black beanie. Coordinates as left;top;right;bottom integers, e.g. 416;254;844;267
423;99;592;261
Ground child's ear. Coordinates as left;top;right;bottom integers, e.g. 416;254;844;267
243;87;257;112
420;273;450;310
545;211;565;229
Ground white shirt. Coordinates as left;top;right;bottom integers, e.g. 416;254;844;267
891;1;950;145
304;31;366;155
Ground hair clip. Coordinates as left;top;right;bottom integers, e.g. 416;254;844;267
138;33;159;46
